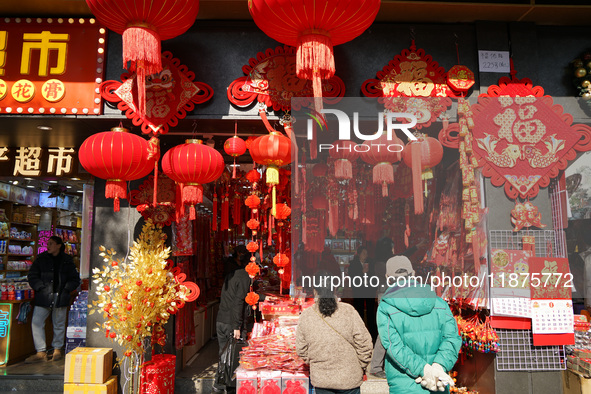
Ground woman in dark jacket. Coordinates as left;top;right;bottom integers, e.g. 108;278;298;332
348;246;377;341
26;236;80;363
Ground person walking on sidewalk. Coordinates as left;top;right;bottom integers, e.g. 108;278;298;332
377;256;460;393
26;236;80;363
296;271;373;394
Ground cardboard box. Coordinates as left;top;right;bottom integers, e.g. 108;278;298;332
564;369;591;394
65;347;113;384
281;371;309;394
64;375;117;394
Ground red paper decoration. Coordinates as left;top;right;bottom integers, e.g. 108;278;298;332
511;201;546;232
140;354;176;394
100;52;213;136
247;219;260;230
274;203;291;221
79;127;156;212
161;139;225;220
245;194;261;210
245;262;261;279
248;2;379;102
225;135;247;178
328;140;359;179
249;132;292;216
447;65;475;93
245;291;260;310
361;41;455;129
402;134;443;214
463;75;591;199
273;253;290;275
228;46;345;111
86;1;200;117
247;242;259;253
361;132;404;197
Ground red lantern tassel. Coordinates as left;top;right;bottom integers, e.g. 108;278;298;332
106;180;127;212
212;192;218;231
232;158;237;179
221;193;229;231
328;201;338;237
411;144;424;214
335;159;352;179
182;184;203;221
373;162;393;197
122;26;162;117
296;32;335;90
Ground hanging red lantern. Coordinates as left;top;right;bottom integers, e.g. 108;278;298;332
312;163;329;178
161;139;225;220
247;219;260;231
361;132;404;197
312;194;328;211
245;291;260;310
86;0;200;117
79;127;156;212
246;169;261;184
246;241;259;253
245;194;261;211
245;262;260;279
249;0;380;103
402;134;443;214
273;253;290;275
275;203;291;221
224;136;247;179
329;140;359;179
249;132;292;217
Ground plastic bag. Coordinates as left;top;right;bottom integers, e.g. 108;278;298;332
217;337;248;388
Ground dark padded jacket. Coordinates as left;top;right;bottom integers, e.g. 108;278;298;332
27;251;81;308
216;269;251;330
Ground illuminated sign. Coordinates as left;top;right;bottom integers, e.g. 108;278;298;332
0;146;77;177
0;18;106;115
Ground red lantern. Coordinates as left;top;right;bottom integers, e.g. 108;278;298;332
224;136;247;179
312;163;329;178
86;0;200;117
245;291;260;310
361;132;404;196
275;203;291;221
402;135;443;214
247;242;259;253
249;132;292;216
245;194;261;210
273;253;290;275
329;140;359;179
246;169;261;184
247;219;260;230
245;262;260;279
161;139;224;220
249;0;380;102
79;127;155;212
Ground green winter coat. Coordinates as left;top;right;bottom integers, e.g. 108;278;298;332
376;280;461;394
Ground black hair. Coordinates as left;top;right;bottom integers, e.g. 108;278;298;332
49;235;66;253
313;271;338;317
375;237;394;263
356;245;368;256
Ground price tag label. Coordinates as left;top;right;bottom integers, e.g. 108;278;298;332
478;50;511;73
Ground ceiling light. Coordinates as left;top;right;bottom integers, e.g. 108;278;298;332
76;190;83;193
49;180;57;183
37;125;52;131
12;181;18;185
71;177;80;181
66;185;72;189
26;184;34;188
24;178;32;181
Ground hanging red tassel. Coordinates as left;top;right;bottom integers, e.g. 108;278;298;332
334;159;352;180
373;162;394;197
105;180;127;212
182;184;203;221
212;191;218;231
123;27;162;117
221;191;229;231
411;143;424;214
232;158;237;179
328;201;338;237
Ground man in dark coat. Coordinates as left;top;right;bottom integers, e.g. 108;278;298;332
26;236;80;363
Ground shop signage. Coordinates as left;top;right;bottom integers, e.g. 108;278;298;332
0;18;106;115
0;146;77;177
0;303;11;365
478;50;510;73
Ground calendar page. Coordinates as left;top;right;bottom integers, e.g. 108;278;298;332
492;297;531;318
531;299;574;334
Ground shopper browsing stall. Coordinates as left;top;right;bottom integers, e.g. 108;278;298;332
26;235;81;363
296;271;373;394
377;256;460;393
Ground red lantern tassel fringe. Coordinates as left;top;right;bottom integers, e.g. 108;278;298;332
335;159;352;179
122;26;162;116
411;144;424;214
106;180;127;212
296;32;335;86
373;162;393;197
221;193;229;231
212;192;218;231
328;202;338;237
182;184;203;220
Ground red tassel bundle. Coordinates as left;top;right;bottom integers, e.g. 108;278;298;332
105;180;127;212
182;184;203;221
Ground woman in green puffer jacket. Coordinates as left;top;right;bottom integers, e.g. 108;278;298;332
376;256;461;393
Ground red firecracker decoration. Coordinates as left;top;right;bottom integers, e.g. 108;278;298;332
361;132;404;196
245;262;260;279
86;0;200;117
402;134;443;214
248;0;380;103
329;140;359;179
245;291;260;310
162;139;225;220
249;132;292;217
224;135;247;179
273;253;290;275
79;127;156;212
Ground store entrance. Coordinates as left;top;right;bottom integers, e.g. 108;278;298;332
0;176;93;374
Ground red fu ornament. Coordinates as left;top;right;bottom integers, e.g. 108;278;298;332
402;134;443;214
79;127;156;212
162;139;224;220
248;0;379;103
249;132;292;217
86;0;199;117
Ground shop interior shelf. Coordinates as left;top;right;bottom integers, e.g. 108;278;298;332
10;222;37;227
0;270;29;272
7;254;33;257
0;299;33;303
8;238;34;242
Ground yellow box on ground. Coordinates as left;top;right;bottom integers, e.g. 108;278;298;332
64;347;113;384
63;375;117;394
563;369;591;394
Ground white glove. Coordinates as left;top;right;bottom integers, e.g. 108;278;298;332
420;364;438;391
432;363;455;388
